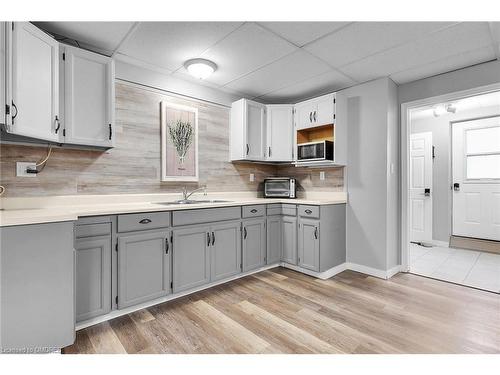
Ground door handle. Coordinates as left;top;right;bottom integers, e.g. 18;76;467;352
243;227;247;239
207;232;211;246
139;218;152;224
314;227;318;239
211;231;215;246
424;188;431;196
453;183;460;191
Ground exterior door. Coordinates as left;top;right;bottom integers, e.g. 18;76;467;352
281;216;297;264
172;225;211;293
266;105;293;161
62;45;114;147
210;221;242;282
298;218;320;272
246;100;266;160
242;219;266;272
11;22;59;142
117;231;170;309
409;132;433;243
266;215;282;264
74;237;111;322
452;116;500;241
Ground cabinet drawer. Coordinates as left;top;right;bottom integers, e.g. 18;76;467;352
266;204;282;216
298;205;320;219
172;207;241;226
282;204;297;216
75;223;111;238
266;204;297;216
243;205;266;218
118;212;171;232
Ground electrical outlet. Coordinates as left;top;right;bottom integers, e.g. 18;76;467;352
249;173;255;182
16;162;37;177
319;171;325;181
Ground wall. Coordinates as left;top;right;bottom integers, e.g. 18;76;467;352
0;81;344;197
344;77;399;272
411;105;500;242
399;60;500;105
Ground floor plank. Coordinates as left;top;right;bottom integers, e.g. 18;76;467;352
64;269;500;354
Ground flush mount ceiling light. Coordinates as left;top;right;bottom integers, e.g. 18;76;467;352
184;58;217;80
432;103;458;117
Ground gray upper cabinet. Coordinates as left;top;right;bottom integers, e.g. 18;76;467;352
75;236;111;322
298;218;320;272
266;215;282;264
281;215;297;265
60;45;114;148
210;221;242;281
242;218;266;272
172;225;211;293
117;230;171;309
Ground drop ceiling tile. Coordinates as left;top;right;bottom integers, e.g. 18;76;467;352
257;70;356;104
304;22;457;68
200;23;297;86
341;22;493;83
389;46;496;84
224;50;331;97
118;22;243;71
258;22;351;47
35;22;135;54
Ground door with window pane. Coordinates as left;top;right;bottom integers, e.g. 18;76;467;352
452;116;500;241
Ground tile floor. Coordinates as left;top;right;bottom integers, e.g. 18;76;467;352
409;243;500;293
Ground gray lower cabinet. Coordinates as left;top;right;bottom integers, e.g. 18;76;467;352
75;236;111;322
117;230;171;309
242;218;266;271
281;215;297;265
211;221;242;281
172;225;211;293
266;215;282;264
298;218;320;272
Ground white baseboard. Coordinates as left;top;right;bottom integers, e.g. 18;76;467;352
345;262;403;280
280;262;347;280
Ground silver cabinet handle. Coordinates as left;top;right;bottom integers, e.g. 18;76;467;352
305;209;312;214
246;144;249;155
212;232;215;246
11;102;18;124
54;115;61;134
244;227;247;239
207;232;211;246
250;209;258;213
139;218;152;224
165;237;169;254
268;146;271;157
314;227;318;239
309;112;312;122
313;111;317;122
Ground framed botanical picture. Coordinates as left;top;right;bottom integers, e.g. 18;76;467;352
160;101;199;182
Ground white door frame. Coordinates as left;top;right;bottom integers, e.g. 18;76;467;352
400;82;500;272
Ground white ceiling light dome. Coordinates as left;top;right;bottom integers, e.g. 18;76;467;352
184;58;217;79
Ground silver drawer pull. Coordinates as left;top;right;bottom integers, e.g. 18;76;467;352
139;218;152;224
305;209;312;214
250;209;258;213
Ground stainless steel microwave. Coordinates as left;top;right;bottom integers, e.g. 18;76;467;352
264;177;296;198
297;140;334;162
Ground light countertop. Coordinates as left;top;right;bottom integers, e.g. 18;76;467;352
0;192;347;227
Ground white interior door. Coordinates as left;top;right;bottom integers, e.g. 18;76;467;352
452;116;500;241
409;132;433;242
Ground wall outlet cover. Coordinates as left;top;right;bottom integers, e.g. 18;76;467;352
249;173;255;182
16;162;37;177
319;171;325;180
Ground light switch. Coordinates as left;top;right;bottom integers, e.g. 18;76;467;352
249;173;255;182
319;171;325;181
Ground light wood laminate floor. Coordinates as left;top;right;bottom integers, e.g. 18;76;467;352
63;268;500;354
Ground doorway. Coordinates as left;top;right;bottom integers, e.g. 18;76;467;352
402;87;500;293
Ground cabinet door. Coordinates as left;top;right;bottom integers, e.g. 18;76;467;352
246;100;266;160
210;221;242;281
242;218;266;272
266;216;282;264
315;94;335;126
75;237;111;322
281;216;297;265
11;22;59;142
298;218;320;271
62;46;114;147
266;105;293;161
117;231;170;309
295;101;316;130
1;22;5;124
172;225;211;293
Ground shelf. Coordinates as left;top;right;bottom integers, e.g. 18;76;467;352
296;124;334;144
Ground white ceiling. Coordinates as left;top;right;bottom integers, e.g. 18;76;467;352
34;21;500;104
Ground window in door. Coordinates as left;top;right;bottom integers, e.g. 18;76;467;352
464;126;500;180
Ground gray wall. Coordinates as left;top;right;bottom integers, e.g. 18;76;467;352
411;105;500;242
344;77;399;271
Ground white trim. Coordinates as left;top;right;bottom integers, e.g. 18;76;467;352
160;101;199;182
346;262;403;280
432;240;449;248
76;263;280;330
400;82;500;273
280;262;347;280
